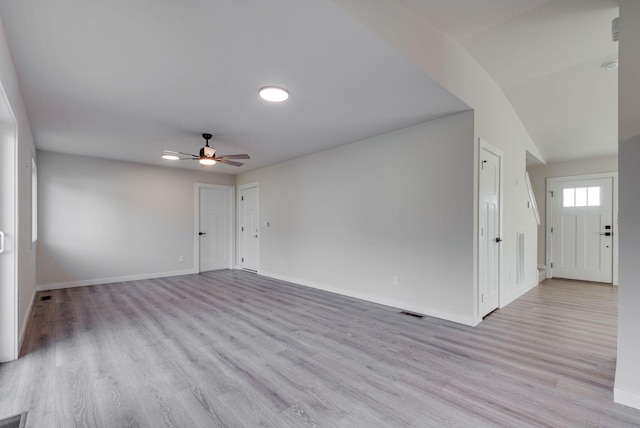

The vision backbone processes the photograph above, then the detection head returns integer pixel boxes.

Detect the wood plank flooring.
[1,271,640,427]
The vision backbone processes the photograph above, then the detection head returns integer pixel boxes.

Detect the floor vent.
[40,295,51,301]
[400,311,424,319]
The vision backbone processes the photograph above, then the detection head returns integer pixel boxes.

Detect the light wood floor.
[1,271,640,427]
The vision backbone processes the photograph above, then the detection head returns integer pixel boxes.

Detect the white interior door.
[199,186,232,272]
[550,177,613,283]
[240,186,259,272]
[0,84,18,362]
[479,142,502,317]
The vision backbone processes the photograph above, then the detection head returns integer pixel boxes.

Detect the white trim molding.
[261,270,482,327]
[36,268,198,292]
[615,386,640,410]
[500,278,538,308]
[18,288,36,352]
[0,79,19,362]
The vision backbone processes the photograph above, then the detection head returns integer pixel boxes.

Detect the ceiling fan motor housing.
[200,145,215,157]
[200,133,216,158]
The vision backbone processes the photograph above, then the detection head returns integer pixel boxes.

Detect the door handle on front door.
[199,232,206,236]
[495,237,502,243]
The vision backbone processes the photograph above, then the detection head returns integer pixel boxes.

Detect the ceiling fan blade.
[162,135,250,167]
[216,154,250,160]
[217,159,244,167]
[162,149,198,157]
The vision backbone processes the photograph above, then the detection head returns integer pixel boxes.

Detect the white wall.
[238,112,478,324]
[36,151,234,289]
[528,156,618,268]
[331,0,542,308]
[238,107,541,324]
[0,15,37,351]
[615,0,640,410]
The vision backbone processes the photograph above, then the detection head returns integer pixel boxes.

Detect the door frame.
[193,183,235,272]
[546,172,618,285]
[236,182,259,272]
[0,80,18,362]
[477,138,503,318]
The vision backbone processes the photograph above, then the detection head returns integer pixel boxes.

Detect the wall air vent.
[516,232,525,284]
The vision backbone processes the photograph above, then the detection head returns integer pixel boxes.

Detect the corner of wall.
[614,385,640,411]
[18,287,36,352]
[500,278,538,308]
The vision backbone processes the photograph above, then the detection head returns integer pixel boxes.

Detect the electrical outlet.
[393,275,399,286]
[178,255,185,263]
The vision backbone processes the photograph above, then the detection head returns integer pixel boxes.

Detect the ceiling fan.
[161,133,250,167]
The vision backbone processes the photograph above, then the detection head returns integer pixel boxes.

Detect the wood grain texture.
[1,271,639,427]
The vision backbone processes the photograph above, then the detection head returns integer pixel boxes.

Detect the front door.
[550,177,613,283]
[199,187,232,272]
[479,142,502,317]
[240,186,259,272]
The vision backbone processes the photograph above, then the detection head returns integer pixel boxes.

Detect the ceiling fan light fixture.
[259,86,289,103]
[199,157,216,166]
[161,154,180,160]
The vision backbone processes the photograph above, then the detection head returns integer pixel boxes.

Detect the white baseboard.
[259,270,481,327]
[537,268,547,283]
[500,278,538,308]
[18,288,36,352]
[36,268,198,292]
[615,386,640,410]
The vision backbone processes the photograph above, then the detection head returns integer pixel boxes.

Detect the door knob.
[199,232,206,236]
[253,235,258,238]
[495,237,502,243]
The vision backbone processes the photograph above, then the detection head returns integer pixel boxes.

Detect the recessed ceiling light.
[259,86,289,103]
[161,154,179,160]
[602,59,619,70]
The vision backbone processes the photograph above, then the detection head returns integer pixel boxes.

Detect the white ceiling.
[0,0,468,173]
[399,0,619,164]
[0,0,619,172]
